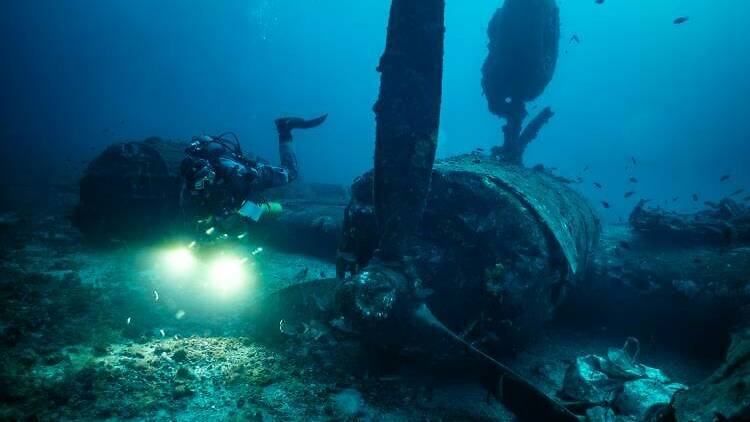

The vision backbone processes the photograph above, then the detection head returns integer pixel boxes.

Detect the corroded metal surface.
[438,155,599,277]
[339,154,601,353]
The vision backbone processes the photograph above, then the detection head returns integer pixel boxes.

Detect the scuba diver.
[179,114,328,235]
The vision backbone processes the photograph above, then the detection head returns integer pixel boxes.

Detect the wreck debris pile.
[72,138,184,242]
[560,339,686,421]
[629,198,750,245]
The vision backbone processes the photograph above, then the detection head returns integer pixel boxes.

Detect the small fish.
[595,0,604,4]
[160,329,166,337]
[583,165,590,172]
[692,193,699,202]
[672,197,679,202]
[472,159,481,164]
[729,188,745,197]
[570,34,581,44]
[475,147,484,152]
[624,191,636,198]
[127,317,132,325]
[594,182,603,189]
[743,195,750,202]
[153,290,159,302]
[673,16,689,25]
[720,175,731,182]
[618,241,631,250]
[631,156,637,165]
[175,310,186,320]
[629,177,638,184]
[601,201,611,209]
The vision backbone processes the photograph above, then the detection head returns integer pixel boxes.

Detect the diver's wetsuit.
[180,114,327,221]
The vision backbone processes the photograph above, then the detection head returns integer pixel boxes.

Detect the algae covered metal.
[438,156,599,277]
[339,155,600,353]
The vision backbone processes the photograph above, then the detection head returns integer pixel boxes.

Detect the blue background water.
[1,0,748,220]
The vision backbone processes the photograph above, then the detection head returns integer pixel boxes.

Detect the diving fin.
[275,114,328,135]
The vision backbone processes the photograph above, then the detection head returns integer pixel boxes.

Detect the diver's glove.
[275,114,328,140]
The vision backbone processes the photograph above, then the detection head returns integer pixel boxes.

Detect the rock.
[175,367,192,379]
[153,346,170,355]
[331,388,364,419]
[585,406,615,422]
[1,325,23,347]
[172,349,188,362]
[172,383,193,399]
[672,327,750,421]
[18,350,38,367]
[613,378,685,420]
[92,345,108,357]
[671,279,699,299]
[43,351,67,366]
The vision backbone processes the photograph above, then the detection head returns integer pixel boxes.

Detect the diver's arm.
[253,163,290,189]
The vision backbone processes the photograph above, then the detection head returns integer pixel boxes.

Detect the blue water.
[1,0,748,220]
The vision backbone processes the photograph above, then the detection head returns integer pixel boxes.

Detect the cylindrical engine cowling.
[339,155,599,353]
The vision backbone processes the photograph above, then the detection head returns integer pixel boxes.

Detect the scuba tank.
[238,200,283,222]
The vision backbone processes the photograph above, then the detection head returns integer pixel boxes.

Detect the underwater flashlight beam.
[162,247,197,276]
[208,255,248,297]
